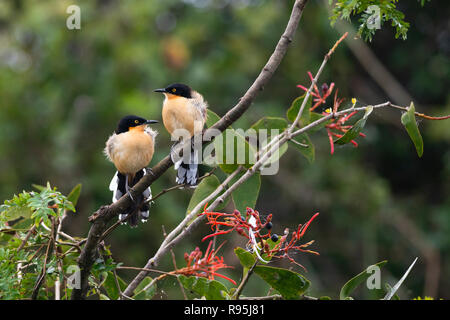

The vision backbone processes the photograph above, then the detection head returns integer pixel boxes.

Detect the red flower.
[264,212,320,271]
[180,240,236,285]
[200,205,319,270]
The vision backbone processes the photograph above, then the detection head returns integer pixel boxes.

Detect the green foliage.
[334,106,373,145]
[179,275,230,300]
[401,102,424,157]
[0,184,87,300]
[286,94,312,125]
[253,265,310,300]
[339,260,387,300]
[230,172,261,214]
[234,247,310,299]
[329,0,428,41]
[133,277,157,300]
[186,175,221,215]
[1,183,76,228]
[67,184,82,207]
[234,247,256,270]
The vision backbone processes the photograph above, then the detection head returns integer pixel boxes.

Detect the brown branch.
[18,225,36,252]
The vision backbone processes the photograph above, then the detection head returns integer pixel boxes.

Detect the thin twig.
[233,260,258,300]
[32,218,58,299]
[146,168,217,204]
[240,294,283,300]
[163,225,188,300]
[18,225,36,252]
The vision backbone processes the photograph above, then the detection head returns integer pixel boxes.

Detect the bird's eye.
[172,88,177,93]
[134,120,139,124]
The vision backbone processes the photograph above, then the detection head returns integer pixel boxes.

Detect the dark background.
[0,0,448,299]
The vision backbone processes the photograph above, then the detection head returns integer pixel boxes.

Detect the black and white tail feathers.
[172,140,199,187]
[109,168,152,227]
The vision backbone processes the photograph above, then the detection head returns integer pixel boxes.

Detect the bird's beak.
[153,88,166,93]
[145,120,158,125]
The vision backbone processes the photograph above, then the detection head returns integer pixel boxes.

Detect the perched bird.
[154,83,207,186]
[104,115,158,227]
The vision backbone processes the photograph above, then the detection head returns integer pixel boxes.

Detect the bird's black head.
[154,83,192,99]
[115,115,158,134]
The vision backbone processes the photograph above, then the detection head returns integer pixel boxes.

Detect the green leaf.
[339,260,387,300]
[250,117,289,165]
[67,184,82,207]
[206,109,221,128]
[290,133,315,164]
[286,95,327,133]
[214,129,257,174]
[178,275,229,300]
[186,175,221,215]
[102,272,127,300]
[134,276,157,300]
[254,265,310,300]
[260,238,279,263]
[251,117,288,132]
[334,106,373,145]
[401,102,423,157]
[286,94,311,124]
[32,184,47,192]
[230,171,260,214]
[1,206,33,221]
[308,111,328,133]
[234,247,256,269]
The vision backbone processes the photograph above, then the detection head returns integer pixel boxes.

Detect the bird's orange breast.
[110,128,154,175]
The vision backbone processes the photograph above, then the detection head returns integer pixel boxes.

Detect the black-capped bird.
[104,115,158,227]
[154,83,207,186]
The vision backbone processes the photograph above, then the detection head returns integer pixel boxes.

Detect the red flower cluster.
[200,205,319,270]
[264,212,320,271]
[297,71,365,154]
[182,240,236,285]
[325,108,366,154]
[297,71,335,111]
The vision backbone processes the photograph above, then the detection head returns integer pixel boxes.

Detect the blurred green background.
[0,0,448,299]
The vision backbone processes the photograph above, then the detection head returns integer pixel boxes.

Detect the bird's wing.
[190,91,208,123]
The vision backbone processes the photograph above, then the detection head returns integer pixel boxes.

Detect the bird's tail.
[109,168,152,227]
[172,140,199,187]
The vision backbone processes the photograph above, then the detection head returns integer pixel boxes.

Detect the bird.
[104,115,158,227]
[154,83,207,186]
